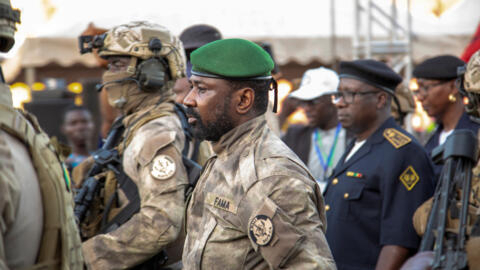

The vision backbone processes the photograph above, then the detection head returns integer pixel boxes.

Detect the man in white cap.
[282,67,347,191]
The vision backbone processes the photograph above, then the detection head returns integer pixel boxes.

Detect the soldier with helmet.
[74,21,190,269]
[0,0,83,269]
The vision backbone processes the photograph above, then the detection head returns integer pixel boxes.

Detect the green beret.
[190,38,274,79]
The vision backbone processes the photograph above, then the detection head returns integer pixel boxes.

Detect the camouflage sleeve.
[82,130,188,269]
[243,175,336,269]
[0,134,19,270]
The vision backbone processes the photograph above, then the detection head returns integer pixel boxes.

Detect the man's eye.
[198,87,207,93]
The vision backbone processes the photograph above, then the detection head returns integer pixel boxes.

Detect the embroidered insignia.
[249,215,274,246]
[150,155,176,180]
[399,166,420,191]
[383,128,411,149]
[205,192,237,214]
[346,171,363,178]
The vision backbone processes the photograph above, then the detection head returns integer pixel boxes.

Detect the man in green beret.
[182,38,336,269]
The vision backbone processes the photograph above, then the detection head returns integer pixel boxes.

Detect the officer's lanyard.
[313,123,341,174]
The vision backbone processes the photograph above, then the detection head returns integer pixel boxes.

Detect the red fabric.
[461,22,480,62]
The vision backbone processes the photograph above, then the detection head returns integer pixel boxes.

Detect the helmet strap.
[126,57,138,75]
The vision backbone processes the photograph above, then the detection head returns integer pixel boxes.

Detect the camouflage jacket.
[183,115,336,270]
[82,101,189,269]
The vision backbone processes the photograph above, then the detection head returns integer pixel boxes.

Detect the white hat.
[289,67,339,100]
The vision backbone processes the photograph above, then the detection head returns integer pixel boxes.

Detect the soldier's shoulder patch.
[150,154,176,180]
[383,128,412,149]
[399,165,420,191]
[249,215,274,246]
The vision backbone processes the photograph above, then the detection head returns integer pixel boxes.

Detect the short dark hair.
[62,104,91,124]
[228,79,271,115]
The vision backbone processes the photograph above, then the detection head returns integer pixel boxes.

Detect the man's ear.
[376,92,388,109]
[234,87,255,115]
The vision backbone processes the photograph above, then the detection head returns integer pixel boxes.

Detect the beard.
[185,96,235,142]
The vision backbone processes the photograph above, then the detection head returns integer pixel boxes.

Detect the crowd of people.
[2,1,480,269]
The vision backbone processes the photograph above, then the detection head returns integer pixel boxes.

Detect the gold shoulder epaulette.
[383,128,411,149]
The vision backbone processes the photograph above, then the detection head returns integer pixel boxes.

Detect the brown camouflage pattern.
[183,115,336,270]
[99,21,186,81]
[82,101,189,269]
[465,50,480,93]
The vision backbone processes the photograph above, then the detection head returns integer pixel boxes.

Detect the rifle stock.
[420,130,477,269]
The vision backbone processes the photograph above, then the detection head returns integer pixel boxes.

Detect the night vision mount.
[78,34,106,54]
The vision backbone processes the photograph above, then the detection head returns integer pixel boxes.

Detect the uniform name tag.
[206,192,237,214]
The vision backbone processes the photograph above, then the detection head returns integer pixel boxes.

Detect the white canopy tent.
[2,0,479,82]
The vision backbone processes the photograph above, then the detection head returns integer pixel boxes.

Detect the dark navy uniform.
[425,111,480,178]
[324,117,435,270]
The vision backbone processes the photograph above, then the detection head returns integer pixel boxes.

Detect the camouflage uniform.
[76,22,190,269]
[0,88,43,269]
[82,100,189,269]
[183,115,336,269]
[1,1,83,269]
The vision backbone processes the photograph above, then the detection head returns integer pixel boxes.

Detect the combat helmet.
[0,0,20,52]
[458,50,480,116]
[464,50,480,94]
[98,21,186,81]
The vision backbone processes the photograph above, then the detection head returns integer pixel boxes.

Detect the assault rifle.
[74,117,125,224]
[419,129,478,269]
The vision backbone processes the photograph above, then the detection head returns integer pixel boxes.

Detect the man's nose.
[183,90,196,107]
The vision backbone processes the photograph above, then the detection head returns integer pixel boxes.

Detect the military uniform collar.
[212,115,266,155]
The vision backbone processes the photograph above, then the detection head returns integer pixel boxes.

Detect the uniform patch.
[399,166,420,191]
[383,128,411,149]
[150,155,176,180]
[346,171,363,178]
[205,192,237,214]
[249,215,274,246]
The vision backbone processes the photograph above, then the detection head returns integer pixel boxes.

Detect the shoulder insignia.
[205,192,237,214]
[249,215,274,246]
[383,128,411,149]
[150,154,176,180]
[399,166,419,191]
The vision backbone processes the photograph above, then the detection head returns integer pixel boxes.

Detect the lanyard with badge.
[313,123,341,180]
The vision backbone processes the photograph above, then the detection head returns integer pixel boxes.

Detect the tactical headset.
[456,65,480,117]
[79,35,170,92]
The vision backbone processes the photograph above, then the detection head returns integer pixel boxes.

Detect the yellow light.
[68,82,83,94]
[411,114,422,130]
[409,78,419,92]
[74,95,83,106]
[463,96,469,105]
[289,108,308,125]
[411,96,434,132]
[32,82,46,91]
[10,82,32,109]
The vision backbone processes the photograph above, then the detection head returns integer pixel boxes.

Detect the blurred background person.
[61,105,95,172]
[175,24,222,104]
[282,67,347,192]
[413,55,480,178]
